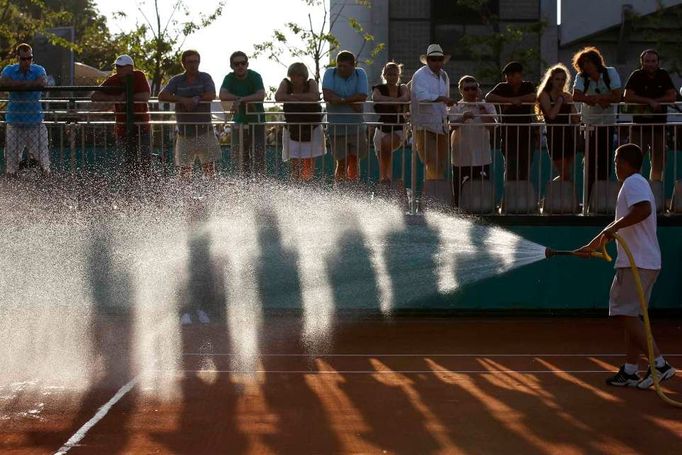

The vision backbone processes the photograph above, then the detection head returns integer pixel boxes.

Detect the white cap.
[114,54,134,67]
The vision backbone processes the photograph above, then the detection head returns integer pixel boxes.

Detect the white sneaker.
[196,309,210,324]
[180,312,192,325]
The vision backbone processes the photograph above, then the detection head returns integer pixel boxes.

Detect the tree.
[451,0,546,84]
[252,0,384,83]
[0,0,72,66]
[112,0,225,95]
[45,0,118,70]
[0,1,118,71]
[630,2,682,78]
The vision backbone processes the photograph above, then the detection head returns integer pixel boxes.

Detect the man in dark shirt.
[485,61,536,181]
[624,49,677,182]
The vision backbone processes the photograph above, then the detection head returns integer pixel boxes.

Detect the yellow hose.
[611,233,682,407]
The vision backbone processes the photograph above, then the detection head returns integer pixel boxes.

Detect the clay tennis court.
[1,315,680,454]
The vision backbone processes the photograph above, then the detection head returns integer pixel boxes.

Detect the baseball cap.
[114,55,134,67]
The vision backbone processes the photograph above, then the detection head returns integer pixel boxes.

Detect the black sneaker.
[636,362,676,389]
[606,366,641,387]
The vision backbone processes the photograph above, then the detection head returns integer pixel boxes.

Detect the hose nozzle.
[544,245,612,262]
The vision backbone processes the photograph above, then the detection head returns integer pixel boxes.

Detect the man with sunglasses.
[219,51,266,176]
[0,43,50,177]
[410,44,455,207]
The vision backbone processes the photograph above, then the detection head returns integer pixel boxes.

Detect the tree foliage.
[112,0,225,95]
[252,0,384,83]
[453,0,546,84]
[0,0,72,66]
[0,1,118,71]
[630,2,682,78]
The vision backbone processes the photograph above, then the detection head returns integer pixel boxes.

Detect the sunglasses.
[232,60,248,67]
[20,56,34,61]
[427,56,444,62]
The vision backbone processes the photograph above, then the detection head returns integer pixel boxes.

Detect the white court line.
[54,377,138,455]
[181,353,682,357]
[160,369,614,375]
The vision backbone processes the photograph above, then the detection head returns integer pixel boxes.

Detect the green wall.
[425,225,682,312]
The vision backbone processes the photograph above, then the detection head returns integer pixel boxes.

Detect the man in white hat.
[410,44,455,207]
[92,54,152,177]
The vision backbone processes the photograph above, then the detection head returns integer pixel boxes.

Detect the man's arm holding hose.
[575,201,652,256]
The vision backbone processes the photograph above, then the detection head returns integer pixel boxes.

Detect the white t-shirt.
[573,66,621,125]
[449,101,497,166]
[614,173,660,269]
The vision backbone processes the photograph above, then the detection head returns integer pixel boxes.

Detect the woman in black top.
[537,64,580,181]
[372,61,410,185]
[275,62,324,181]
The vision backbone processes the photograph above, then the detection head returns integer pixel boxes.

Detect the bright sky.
[93,0,324,92]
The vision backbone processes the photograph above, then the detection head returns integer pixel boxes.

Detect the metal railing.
[2,87,682,216]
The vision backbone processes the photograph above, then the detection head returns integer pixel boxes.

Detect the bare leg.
[619,315,661,365]
[202,162,216,179]
[335,159,347,181]
[179,165,192,181]
[346,154,359,181]
[379,133,401,183]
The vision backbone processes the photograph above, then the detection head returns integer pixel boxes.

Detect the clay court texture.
[2,179,681,454]
[1,316,681,454]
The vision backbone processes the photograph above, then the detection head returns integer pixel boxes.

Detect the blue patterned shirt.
[1,63,47,125]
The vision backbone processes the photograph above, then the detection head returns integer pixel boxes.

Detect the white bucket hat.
[419,44,451,65]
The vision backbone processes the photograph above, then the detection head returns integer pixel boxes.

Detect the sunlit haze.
[94,0,325,93]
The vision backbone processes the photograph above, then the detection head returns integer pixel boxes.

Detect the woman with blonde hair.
[275,62,325,181]
[372,61,410,186]
[536,63,580,181]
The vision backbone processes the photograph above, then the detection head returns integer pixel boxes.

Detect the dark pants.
[116,130,152,177]
[232,124,265,177]
[585,125,613,197]
[452,164,490,206]
[501,125,532,181]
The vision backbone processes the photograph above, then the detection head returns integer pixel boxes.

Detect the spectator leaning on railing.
[275,62,325,182]
[371,61,410,188]
[322,50,369,182]
[536,64,580,182]
[0,43,50,177]
[571,46,622,198]
[219,51,266,176]
[623,49,677,182]
[158,49,221,180]
[91,54,152,176]
[449,75,497,207]
[485,61,537,182]
[410,44,455,206]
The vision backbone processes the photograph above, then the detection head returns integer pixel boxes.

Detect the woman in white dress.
[275,62,325,181]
